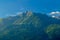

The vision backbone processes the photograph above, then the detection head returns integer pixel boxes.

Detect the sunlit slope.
[0,18,3,23]
[45,24,60,40]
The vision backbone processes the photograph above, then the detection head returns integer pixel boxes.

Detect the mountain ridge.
[0,11,60,40]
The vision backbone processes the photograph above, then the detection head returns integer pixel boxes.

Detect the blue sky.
[0,0,60,17]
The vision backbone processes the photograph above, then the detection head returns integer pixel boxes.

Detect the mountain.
[0,11,60,40]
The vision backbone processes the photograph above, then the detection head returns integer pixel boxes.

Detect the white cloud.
[5,14,16,17]
[19,8,24,11]
[5,11,23,17]
[56,11,60,14]
[16,12,23,15]
[6,14,10,17]
[9,15,16,17]
[50,11,60,15]
[16,12,24,17]
[52,16,55,18]
[49,11,60,19]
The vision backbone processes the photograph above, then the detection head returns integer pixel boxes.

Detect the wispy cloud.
[5,13,16,17]
[49,11,60,18]
[16,12,23,15]
[5,11,24,18]
[50,11,60,15]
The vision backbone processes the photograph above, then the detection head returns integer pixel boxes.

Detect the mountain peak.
[26,11,33,16]
[15,11,33,17]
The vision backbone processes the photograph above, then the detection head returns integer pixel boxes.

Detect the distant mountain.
[0,11,60,40]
